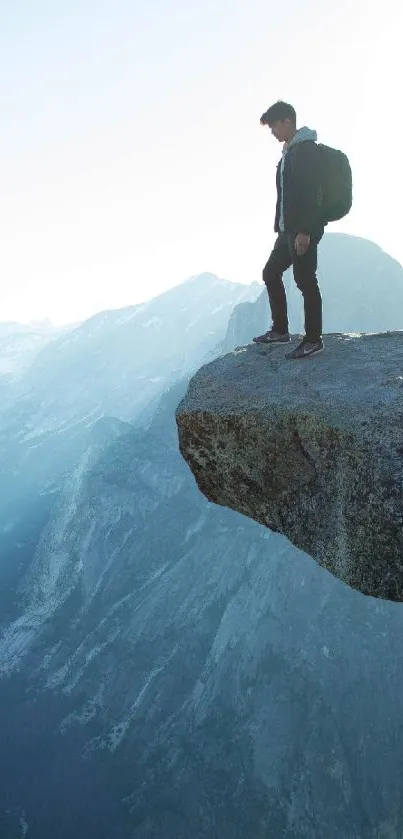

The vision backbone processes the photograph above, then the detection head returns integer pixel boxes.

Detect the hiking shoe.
[253,329,291,344]
[286,338,324,360]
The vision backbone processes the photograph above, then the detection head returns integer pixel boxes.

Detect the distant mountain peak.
[181,272,247,289]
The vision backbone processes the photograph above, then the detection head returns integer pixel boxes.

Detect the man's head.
[260,101,297,144]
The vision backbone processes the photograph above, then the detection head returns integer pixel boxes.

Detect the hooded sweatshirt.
[278,126,317,233]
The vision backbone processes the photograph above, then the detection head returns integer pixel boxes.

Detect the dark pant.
[262,230,323,342]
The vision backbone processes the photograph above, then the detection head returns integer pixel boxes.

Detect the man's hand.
[294,232,310,256]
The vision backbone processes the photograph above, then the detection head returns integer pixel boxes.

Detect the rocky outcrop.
[176,332,403,602]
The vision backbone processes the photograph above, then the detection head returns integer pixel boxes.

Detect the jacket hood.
[287,126,317,148]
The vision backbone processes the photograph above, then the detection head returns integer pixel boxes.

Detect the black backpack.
[316,144,352,223]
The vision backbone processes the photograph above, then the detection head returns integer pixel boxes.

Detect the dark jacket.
[274,139,324,236]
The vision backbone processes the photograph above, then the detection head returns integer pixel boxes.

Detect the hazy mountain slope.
[0,273,258,433]
[1,384,403,838]
[0,275,258,623]
[1,244,403,838]
[0,321,68,380]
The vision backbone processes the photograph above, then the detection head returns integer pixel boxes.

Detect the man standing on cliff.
[254,100,324,359]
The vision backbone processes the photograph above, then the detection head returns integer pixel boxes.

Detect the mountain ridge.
[1,237,403,837]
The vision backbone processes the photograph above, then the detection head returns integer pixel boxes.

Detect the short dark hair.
[260,101,297,127]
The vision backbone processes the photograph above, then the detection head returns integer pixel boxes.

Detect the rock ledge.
[176,333,403,601]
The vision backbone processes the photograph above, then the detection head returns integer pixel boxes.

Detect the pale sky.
[0,0,402,324]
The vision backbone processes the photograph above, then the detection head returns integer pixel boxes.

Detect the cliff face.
[3,251,403,837]
[177,332,403,602]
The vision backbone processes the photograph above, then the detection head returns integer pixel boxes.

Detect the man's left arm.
[295,142,322,237]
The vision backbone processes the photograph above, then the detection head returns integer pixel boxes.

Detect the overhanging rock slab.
[176,333,403,602]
